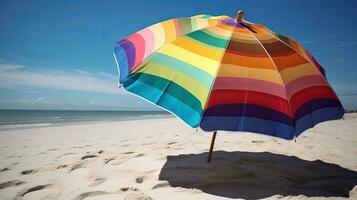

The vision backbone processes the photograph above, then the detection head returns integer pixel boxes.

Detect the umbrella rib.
[198,19,238,126]
[263,29,341,112]
[261,27,331,84]
[263,28,318,66]
[246,30,295,129]
[113,52,122,87]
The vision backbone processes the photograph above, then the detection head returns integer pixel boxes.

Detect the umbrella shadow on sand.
[158,151,357,199]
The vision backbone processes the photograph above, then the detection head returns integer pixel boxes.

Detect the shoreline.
[0,115,173,132]
[1,108,356,132]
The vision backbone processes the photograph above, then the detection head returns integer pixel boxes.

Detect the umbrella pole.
[207,131,217,163]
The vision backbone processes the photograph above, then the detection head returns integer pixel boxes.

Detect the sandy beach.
[0,114,356,200]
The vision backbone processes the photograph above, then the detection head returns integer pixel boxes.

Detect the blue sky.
[0,0,356,110]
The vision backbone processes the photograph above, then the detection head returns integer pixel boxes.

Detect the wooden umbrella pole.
[207,131,217,163]
[235,10,244,22]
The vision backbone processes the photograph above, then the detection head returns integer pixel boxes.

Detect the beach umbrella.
[113,11,344,162]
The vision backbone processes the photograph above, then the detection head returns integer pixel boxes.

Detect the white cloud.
[97,72,117,79]
[300,35,336,45]
[0,97,51,105]
[0,63,24,71]
[36,97,51,103]
[0,61,124,94]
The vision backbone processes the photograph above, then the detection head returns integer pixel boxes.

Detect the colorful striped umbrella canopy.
[113,13,344,140]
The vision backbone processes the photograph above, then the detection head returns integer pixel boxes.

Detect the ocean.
[0,110,173,130]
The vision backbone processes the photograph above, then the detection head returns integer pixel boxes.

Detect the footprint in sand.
[21,169,38,175]
[152,182,170,190]
[70,162,84,172]
[56,165,67,169]
[81,155,98,160]
[103,156,123,165]
[89,178,106,187]
[15,184,59,200]
[1,167,10,172]
[120,187,139,192]
[104,157,116,164]
[135,176,144,184]
[0,180,25,190]
[123,151,135,155]
[251,140,265,144]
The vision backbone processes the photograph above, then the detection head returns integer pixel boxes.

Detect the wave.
[0,111,174,131]
[50,116,62,119]
[0,123,53,130]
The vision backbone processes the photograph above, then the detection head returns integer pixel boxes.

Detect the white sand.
[0,114,356,200]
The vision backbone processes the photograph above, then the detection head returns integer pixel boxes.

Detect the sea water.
[0,110,172,130]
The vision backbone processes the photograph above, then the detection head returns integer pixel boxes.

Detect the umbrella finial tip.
[236,10,244,22]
